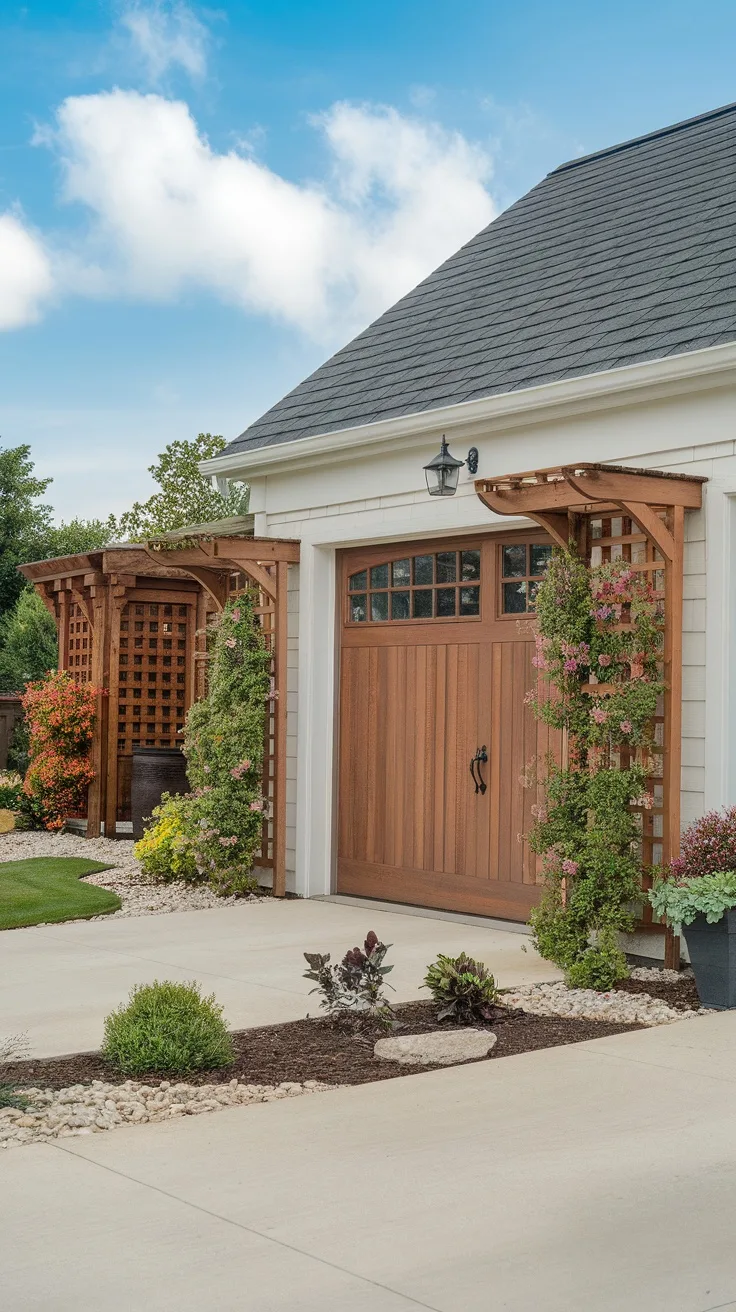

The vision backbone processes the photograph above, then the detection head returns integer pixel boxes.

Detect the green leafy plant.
[525,548,664,989]
[0,770,23,811]
[303,930,395,1027]
[183,595,271,894]
[102,980,234,1075]
[649,870,736,931]
[423,953,498,1023]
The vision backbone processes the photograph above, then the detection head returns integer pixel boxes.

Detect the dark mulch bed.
[614,973,700,1011]
[5,1000,644,1092]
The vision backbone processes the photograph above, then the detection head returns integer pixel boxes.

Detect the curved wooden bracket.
[178,566,229,611]
[618,501,675,562]
[527,512,571,550]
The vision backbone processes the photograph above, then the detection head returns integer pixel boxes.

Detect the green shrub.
[0,771,23,811]
[423,953,498,1023]
[134,793,201,883]
[102,980,234,1075]
[564,929,629,991]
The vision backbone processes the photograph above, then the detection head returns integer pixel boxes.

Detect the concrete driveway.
[3,1010,736,1310]
[0,897,558,1057]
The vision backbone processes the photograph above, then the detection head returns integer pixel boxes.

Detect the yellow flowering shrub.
[134,793,200,883]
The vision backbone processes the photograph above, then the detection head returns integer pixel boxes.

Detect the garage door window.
[500,543,552,614]
[348,550,481,622]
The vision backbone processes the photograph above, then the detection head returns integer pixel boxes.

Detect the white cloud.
[47,90,496,337]
[0,213,54,330]
[120,1,210,81]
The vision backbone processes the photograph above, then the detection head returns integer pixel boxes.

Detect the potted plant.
[649,808,736,1009]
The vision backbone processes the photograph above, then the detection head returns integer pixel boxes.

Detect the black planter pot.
[682,909,736,1009]
[131,747,189,839]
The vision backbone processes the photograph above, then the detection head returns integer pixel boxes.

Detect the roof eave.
[202,340,736,482]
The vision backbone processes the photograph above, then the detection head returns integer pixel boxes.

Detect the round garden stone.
[374,1029,497,1066]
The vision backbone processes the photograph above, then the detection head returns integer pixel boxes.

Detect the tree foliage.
[0,445,53,618]
[114,434,248,541]
[0,590,57,693]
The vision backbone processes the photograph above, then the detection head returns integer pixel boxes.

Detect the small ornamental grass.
[102,980,234,1076]
[423,953,498,1023]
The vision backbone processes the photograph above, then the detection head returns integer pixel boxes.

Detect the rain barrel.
[131,747,189,839]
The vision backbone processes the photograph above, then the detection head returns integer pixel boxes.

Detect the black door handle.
[470,746,488,795]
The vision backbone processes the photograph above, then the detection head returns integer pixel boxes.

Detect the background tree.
[0,445,54,618]
[43,517,115,558]
[0,591,57,693]
[114,434,248,540]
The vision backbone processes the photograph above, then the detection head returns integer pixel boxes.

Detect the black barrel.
[131,747,189,839]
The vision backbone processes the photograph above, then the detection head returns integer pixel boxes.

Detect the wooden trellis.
[476,463,705,968]
[19,531,299,897]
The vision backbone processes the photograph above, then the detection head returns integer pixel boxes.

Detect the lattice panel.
[587,510,668,926]
[66,603,93,683]
[117,601,192,752]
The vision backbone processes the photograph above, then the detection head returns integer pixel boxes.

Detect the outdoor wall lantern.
[423,437,479,496]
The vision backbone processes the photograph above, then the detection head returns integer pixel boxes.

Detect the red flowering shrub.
[669,808,736,883]
[21,672,100,831]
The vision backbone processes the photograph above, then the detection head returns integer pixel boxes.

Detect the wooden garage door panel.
[338,641,490,880]
[337,533,557,919]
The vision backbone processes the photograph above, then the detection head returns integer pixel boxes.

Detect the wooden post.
[104,590,122,839]
[272,560,289,897]
[663,505,685,970]
[86,582,109,837]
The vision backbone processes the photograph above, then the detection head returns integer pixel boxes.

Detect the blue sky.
[1,0,735,520]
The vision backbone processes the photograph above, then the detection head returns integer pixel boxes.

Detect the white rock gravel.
[0,830,266,918]
[375,1030,497,1065]
[501,975,700,1027]
[0,1078,333,1150]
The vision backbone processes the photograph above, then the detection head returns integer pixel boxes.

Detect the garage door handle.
[470,746,488,795]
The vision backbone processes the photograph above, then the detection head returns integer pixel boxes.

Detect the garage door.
[336,532,557,921]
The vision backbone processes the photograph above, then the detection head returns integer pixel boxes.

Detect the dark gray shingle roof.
[224,102,736,458]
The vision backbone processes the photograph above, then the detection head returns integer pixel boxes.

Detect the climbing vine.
[527,548,664,989]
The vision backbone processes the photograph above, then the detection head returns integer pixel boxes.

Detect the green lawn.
[0,858,121,930]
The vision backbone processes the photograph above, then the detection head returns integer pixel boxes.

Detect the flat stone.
[374,1030,497,1066]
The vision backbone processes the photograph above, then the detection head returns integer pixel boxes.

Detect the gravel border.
[0,831,267,918]
[501,969,702,1026]
[0,1079,334,1150]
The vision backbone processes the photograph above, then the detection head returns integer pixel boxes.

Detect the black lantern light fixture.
[423,437,480,497]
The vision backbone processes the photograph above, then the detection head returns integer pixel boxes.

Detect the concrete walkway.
[0,898,558,1056]
[3,1010,736,1310]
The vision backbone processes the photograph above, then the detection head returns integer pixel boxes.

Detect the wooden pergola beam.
[476,462,704,517]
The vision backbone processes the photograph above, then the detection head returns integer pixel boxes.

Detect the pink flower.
[531,655,547,670]
[231,608,241,622]
[619,720,632,734]
[563,659,577,673]
[591,707,607,724]
[561,859,579,877]
[598,653,612,667]
[225,637,237,648]
[634,793,655,810]
[250,800,263,812]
